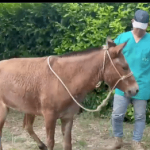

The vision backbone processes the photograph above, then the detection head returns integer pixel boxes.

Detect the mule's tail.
[23,114,27,129]
[23,114,35,129]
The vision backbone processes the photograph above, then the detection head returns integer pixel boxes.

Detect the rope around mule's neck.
[47,50,132,112]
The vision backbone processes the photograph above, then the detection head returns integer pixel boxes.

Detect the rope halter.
[99,45,133,90]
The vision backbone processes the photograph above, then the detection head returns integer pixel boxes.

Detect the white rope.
[47,50,132,112]
[106,51,122,77]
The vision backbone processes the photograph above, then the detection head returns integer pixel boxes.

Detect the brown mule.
[0,37,138,150]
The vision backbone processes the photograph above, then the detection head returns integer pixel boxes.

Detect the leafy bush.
[0,3,150,123]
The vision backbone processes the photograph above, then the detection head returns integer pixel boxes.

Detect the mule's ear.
[106,36,116,49]
[115,41,127,55]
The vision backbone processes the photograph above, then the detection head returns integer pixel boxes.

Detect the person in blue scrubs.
[105,10,150,150]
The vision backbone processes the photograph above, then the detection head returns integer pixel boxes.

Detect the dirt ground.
[1,110,150,150]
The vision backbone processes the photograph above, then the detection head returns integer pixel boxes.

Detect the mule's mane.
[59,46,103,58]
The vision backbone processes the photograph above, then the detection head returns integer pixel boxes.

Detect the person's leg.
[106,94,130,150]
[132,99,147,150]
[111,94,130,138]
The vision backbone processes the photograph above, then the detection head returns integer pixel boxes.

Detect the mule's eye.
[122,66,128,70]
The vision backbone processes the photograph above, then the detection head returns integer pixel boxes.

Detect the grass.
[1,109,150,150]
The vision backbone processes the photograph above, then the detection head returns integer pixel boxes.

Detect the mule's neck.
[57,49,105,93]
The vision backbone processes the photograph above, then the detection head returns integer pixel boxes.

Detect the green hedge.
[0,3,150,123]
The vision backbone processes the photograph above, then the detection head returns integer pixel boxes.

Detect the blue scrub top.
[114,31,150,100]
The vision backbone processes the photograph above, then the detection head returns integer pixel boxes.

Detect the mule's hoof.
[39,143,47,150]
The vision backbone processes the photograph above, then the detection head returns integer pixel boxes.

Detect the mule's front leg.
[61,117,73,150]
[43,111,57,150]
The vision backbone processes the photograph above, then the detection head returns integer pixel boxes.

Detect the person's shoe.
[105,137,123,150]
[132,141,146,150]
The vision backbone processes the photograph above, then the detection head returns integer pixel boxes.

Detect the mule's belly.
[58,96,85,119]
[58,103,80,119]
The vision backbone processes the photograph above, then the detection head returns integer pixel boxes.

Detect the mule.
[0,38,139,150]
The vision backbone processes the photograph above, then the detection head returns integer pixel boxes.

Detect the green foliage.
[146,101,150,124]
[0,3,150,123]
[0,3,62,59]
[82,82,114,117]
[126,103,135,122]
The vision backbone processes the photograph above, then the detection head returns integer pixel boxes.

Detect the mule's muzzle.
[124,84,139,98]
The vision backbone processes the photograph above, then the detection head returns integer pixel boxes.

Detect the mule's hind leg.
[0,102,9,150]
[23,114,47,150]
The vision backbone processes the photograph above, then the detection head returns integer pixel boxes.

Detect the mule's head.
[103,37,139,97]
